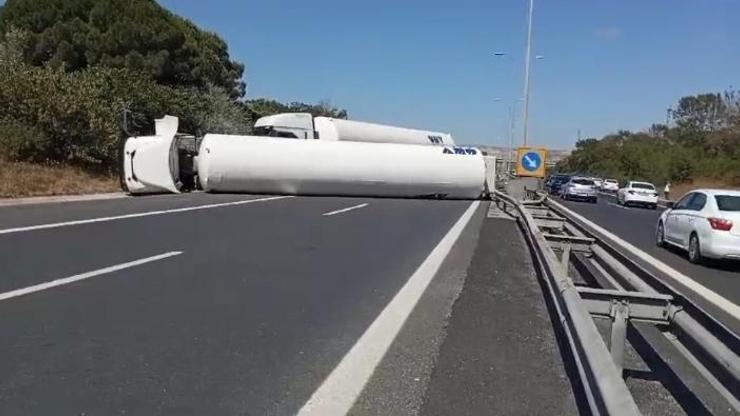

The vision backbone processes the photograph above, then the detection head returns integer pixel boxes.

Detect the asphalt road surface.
[556,193,740,307]
[0,192,580,415]
[0,193,486,415]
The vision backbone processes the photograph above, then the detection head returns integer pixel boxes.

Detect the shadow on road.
[660,242,740,274]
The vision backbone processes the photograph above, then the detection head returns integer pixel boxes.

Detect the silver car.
[560,177,598,203]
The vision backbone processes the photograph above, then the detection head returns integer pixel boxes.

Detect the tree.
[557,90,740,187]
[670,93,728,133]
[245,98,348,121]
[0,0,245,98]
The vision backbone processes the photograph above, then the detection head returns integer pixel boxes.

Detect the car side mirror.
[666,201,674,209]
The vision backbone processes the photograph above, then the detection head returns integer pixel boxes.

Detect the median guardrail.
[493,190,641,415]
[494,189,740,415]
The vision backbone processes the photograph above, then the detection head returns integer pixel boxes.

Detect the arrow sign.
[521,151,541,172]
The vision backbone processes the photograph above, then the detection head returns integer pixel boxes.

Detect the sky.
[158,1,735,148]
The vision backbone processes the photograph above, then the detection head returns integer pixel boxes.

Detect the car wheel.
[688,233,702,264]
[591,197,598,204]
[651,204,657,210]
[656,223,665,247]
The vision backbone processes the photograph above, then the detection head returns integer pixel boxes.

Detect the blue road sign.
[521,151,542,172]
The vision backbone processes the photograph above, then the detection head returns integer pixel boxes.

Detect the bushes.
[557,91,740,187]
[0,33,252,170]
[0,116,50,161]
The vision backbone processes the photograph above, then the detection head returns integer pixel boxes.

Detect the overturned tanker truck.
[121,114,489,199]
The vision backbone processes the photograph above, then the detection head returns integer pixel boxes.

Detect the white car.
[602,179,619,192]
[657,189,740,263]
[617,181,659,209]
[591,178,603,189]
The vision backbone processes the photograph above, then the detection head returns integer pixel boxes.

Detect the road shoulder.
[348,202,488,415]
[419,215,578,415]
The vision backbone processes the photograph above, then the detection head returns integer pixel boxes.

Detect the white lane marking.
[0,251,182,301]
[298,201,480,415]
[0,195,293,236]
[322,203,369,217]
[550,200,740,320]
[608,202,628,210]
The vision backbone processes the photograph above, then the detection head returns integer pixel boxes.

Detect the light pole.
[522,0,534,147]
[508,105,517,176]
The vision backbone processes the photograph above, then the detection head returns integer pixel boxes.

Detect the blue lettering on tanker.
[442,146,478,156]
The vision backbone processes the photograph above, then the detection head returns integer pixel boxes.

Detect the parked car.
[617,181,659,208]
[591,178,603,189]
[547,175,571,194]
[602,179,619,192]
[560,177,598,203]
[656,189,740,263]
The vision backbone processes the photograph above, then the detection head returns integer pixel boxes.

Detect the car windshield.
[605,179,617,184]
[715,195,740,211]
[632,183,655,190]
[572,179,594,185]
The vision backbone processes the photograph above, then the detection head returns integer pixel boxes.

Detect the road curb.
[0,192,128,207]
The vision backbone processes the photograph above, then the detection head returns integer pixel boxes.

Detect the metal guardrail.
[547,198,740,410]
[493,189,740,415]
[493,190,641,415]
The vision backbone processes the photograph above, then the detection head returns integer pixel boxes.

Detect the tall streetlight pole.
[508,105,517,176]
[522,0,534,147]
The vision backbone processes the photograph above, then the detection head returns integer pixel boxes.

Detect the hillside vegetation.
[556,92,740,189]
[0,0,346,196]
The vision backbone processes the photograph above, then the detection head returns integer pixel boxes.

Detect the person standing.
[664,182,671,200]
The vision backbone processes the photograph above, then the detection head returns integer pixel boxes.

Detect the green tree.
[557,90,740,187]
[0,0,245,97]
[246,98,348,121]
[670,93,728,133]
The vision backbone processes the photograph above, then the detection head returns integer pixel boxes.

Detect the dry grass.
[0,160,119,198]
[669,177,740,200]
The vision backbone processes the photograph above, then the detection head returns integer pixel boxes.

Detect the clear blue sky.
[162,1,738,149]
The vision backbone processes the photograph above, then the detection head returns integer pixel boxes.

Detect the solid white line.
[322,203,369,217]
[0,251,182,301]
[0,195,293,236]
[298,201,480,415]
[550,199,740,320]
[607,202,628,210]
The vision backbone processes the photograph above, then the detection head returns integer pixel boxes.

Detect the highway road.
[0,193,481,415]
[556,193,740,307]
[0,192,581,415]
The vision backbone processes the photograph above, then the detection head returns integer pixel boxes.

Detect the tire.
[651,204,657,210]
[591,197,598,204]
[656,223,665,247]
[688,233,702,264]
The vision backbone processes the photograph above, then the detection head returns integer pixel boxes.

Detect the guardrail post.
[560,245,571,276]
[609,300,629,374]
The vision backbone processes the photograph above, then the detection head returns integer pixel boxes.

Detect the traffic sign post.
[515,147,547,178]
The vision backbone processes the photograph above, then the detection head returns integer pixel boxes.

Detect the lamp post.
[522,0,535,147]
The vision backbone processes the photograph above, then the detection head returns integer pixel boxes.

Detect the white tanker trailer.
[253,113,454,145]
[122,116,487,199]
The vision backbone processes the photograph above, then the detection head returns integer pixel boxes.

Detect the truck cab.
[252,113,316,139]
